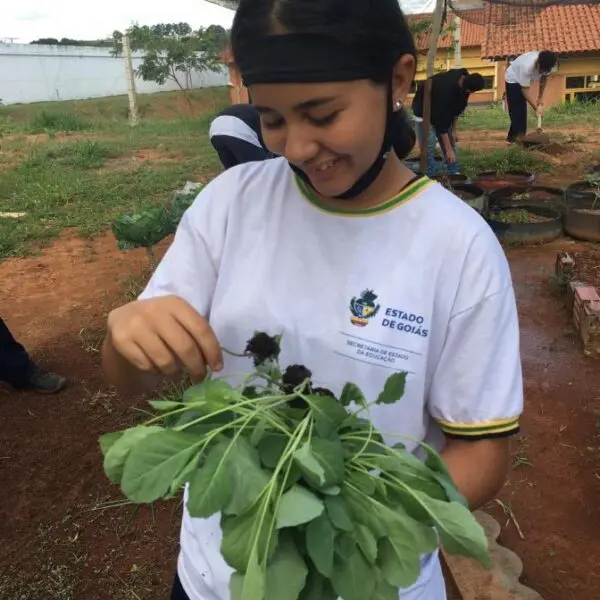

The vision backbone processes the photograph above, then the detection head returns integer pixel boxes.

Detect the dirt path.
[1,231,599,599]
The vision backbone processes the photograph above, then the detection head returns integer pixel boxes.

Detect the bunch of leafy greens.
[100,332,489,600]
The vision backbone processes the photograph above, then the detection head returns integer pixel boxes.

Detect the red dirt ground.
[2,233,600,600]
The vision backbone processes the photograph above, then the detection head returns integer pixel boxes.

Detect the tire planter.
[450,183,487,215]
[564,181,600,242]
[486,204,563,244]
[432,173,471,186]
[489,185,565,214]
[585,163,600,177]
[473,170,535,192]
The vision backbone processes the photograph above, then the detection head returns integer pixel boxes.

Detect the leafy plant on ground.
[111,186,201,262]
[100,332,490,600]
[461,147,551,178]
[27,110,90,134]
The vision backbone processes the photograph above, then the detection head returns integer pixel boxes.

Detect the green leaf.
[102,425,163,485]
[355,524,378,564]
[276,485,324,529]
[331,544,375,600]
[310,438,346,487]
[224,438,271,516]
[221,504,278,572]
[99,431,124,456]
[376,372,407,405]
[378,534,422,588]
[348,470,376,496]
[183,379,241,412]
[186,441,234,518]
[229,553,265,600]
[250,417,268,447]
[407,490,490,567]
[335,532,357,560]
[265,532,308,600]
[324,495,354,532]
[339,382,366,407]
[148,399,184,411]
[306,513,335,577]
[344,488,387,538]
[307,395,348,438]
[293,441,326,486]
[121,430,202,503]
[421,444,468,506]
[370,571,398,600]
[258,434,288,469]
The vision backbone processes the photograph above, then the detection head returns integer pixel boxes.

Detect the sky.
[2,0,436,44]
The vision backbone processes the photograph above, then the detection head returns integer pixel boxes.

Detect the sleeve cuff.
[436,416,520,440]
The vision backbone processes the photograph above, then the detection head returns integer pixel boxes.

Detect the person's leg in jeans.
[412,119,437,176]
[506,83,528,143]
[0,317,66,393]
[170,572,190,600]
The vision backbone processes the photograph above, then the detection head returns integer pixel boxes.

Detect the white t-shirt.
[209,114,262,148]
[140,157,523,600]
[505,51,556,87]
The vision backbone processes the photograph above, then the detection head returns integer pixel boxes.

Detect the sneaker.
[19,364,66,394]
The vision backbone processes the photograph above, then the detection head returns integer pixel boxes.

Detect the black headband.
[236,33,407,85]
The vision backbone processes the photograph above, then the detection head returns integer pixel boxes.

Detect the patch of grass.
[23,140,125,170]
[27,110,91,134]
[461,146,551,177]
[0,88,228,260]
[461,98,600,130]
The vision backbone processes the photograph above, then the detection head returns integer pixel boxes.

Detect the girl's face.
[250,55,414,199]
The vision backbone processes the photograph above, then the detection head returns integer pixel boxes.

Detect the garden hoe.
[520,113,550,148]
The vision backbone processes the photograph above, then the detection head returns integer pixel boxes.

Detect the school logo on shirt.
[349,289,381,327]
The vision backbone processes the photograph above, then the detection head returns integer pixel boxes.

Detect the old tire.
[563,183,600,241]
[486,204,563,244]
[450,183,488,215]
[473,170,535,192]
[489,185,565,214]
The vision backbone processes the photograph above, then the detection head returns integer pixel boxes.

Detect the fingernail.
[214,362,223,372]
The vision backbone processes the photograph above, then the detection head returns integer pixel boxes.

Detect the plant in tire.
[100,332,490,600]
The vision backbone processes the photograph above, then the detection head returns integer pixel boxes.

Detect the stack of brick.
[555,251,600,357]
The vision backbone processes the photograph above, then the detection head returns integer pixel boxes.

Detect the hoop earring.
[395,99,403,111]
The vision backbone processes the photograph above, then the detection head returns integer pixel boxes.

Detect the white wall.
[0,43,228,105]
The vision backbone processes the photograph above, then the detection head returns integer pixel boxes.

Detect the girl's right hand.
[106,295,223,382]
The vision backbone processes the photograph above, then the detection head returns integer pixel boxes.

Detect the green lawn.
[0,88,230,260]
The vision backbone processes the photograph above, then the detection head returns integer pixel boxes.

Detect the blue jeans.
[413,119,459,176]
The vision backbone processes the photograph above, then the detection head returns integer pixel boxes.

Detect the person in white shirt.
[102,0,524,598]
[504,50,558,143]
[209,103,275,169]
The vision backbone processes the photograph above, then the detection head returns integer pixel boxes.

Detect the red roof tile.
[407,9,486,53]
[482,3,600,58]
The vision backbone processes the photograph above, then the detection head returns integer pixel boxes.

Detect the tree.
[112,23,226,105]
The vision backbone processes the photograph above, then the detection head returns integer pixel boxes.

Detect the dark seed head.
[281,364,312,395]
[312,387,336,398]
[245,332,281,366]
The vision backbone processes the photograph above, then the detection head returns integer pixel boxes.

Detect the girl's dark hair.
[231,0,417,160]
[538,50,558,74]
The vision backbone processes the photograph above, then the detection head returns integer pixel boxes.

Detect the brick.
[566,280,586,312]
[575,286,600,303]
[443,511,545,600]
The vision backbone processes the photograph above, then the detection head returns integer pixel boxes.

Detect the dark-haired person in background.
[101,0,522,598]
[412,68,485,175]
[209,103,275,169]
[0,317,65,394]
[504,50,558,143]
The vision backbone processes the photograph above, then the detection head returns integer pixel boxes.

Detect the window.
[482,76,495,90]
[566,74,600,90]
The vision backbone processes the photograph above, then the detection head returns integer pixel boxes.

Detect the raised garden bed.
[555,251,600,358]
[473,170,535,192]
[432,173,470,185]
[564,181,600,242]
[450,183,487,214]
[487,204,562,244]
[489,185,565,213]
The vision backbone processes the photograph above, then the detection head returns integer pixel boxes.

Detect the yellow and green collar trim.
[294,173,434,216]
[436,416,520,438]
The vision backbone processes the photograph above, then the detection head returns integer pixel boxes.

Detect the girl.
[102,0,524,598]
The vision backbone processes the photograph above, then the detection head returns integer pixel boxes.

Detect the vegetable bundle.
[100,332,489,600]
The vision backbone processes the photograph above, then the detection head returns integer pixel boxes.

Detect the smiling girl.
[102,0,524,598]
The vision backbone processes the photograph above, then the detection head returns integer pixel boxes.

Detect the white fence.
[0,43,228,105]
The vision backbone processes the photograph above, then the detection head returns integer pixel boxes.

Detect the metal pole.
[454,15,462,68]
[123,34,139,127]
